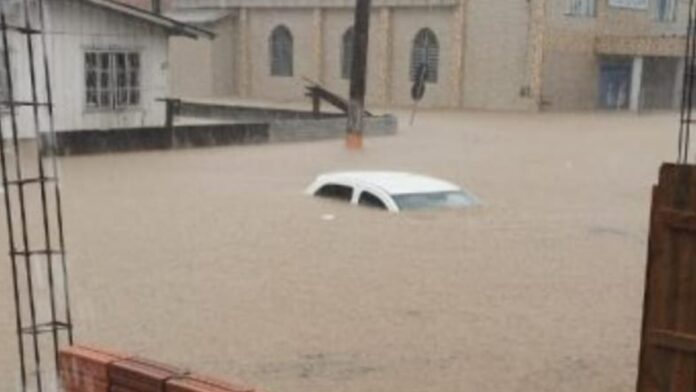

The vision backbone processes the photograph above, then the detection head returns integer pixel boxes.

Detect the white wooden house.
[0,0,211,138]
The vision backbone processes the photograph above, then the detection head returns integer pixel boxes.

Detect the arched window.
[270,25,293,77]
[410,28,439,83]
[341,27,354,80]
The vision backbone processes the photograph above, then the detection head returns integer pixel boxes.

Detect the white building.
[0,0,210,138]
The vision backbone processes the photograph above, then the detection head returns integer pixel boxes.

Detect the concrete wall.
[319,8,384,106]
[542,29,599,110]
[211,15,236,97]
[168,0,691,111]
[546,0,687,39]
[188,3,470,109]
[389,6,456,107]
[170,15,235,99]
[246,8,314,101]
[542,0,688,110]
[170,35,214,98]
[461,0,535,110]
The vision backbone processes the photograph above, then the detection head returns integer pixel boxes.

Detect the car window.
[358,191,388,210]
[392,191,478,210]
[315,184,353,202]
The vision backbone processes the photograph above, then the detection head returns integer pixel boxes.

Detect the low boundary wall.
[44,108,397,156]
[59,345,260,392]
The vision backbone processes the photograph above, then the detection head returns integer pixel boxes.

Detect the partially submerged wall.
[44,108,397,155]
[59,345,259,392]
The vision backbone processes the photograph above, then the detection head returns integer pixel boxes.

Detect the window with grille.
[85,50,140,110]
[656,0,677,22]
[567,0,596,16]
[410,28,439,84]
[270,25,293,77]
[341,27,354,80]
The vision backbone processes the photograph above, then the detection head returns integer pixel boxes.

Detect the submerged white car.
[306,171,478,212]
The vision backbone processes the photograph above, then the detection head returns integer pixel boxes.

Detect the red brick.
[109,358,184,392]
[60,346,126,382]
[110,385,145,392]
[60,372,109,392]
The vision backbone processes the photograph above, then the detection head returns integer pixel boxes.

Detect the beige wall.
[541,0,688,110]
[170,15,239,99]
[542,33,599,110]
[389,6,456,108]
[215,3,472,109]
[172,1,536,110]
[246,8,315,101]
[211,15,236,97]
[320,8,383,107]
[462,0,534,110]
[170,35,214,99]
[169,0,691,111]
[547,0,687,35]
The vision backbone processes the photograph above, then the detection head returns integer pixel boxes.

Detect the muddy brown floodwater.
[0,110,679,392]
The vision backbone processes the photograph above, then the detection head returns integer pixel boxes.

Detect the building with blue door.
[163,0,688,111]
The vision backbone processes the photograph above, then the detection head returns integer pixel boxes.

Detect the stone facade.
[168,0,690,111]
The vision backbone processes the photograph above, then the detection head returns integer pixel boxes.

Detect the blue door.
[599,63,632,109]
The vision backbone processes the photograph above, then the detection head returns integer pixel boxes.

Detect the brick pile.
[59,346,258,392]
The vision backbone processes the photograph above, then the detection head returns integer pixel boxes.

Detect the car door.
[356,188,398,212]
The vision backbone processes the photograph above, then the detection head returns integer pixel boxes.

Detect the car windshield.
[392,191,477,211]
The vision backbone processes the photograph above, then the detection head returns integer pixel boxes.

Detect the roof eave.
[84,0,215,39]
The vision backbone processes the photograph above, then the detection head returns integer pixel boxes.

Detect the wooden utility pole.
[346,0,371,150]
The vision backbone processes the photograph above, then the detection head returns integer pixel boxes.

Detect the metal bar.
[0,21,40,35]
[678,0,691,162]
[21,0,62,370]
[0,101,53,107]
[12,250,65,257]
[0,16,28,392]
[679,0,696,163]
[21,322,71,336]
[1,13,44,392]
[685,4,696,162]
[36,0,74,344]
[6,177,57,186]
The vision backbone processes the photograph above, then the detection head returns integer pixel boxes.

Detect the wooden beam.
[649,330,696,353]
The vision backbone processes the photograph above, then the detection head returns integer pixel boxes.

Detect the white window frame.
[608,0,649,9]
[84,49,141,112]
[655,0,677,22]
[567,0,597,17]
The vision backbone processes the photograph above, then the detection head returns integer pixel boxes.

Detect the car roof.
[316,171,461,195]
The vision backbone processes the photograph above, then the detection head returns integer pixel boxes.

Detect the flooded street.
[0,110,676,392]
